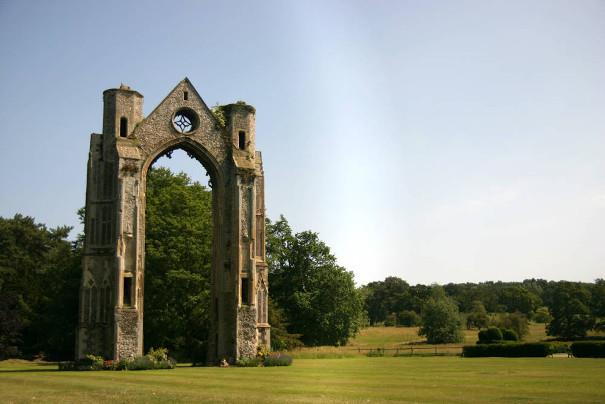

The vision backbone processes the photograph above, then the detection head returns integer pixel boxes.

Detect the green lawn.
[290,324,553,358]
[348,323,549,347]
[1,357,604,403]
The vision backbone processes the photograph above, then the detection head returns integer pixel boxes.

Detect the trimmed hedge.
[502,329,519,341]
[478,327,503,343]
[570,341,605,358]
[463,343,550,357]
[477,327,518,344]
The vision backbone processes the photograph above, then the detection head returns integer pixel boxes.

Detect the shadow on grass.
[0,368,59,373]
[0,361,59,373]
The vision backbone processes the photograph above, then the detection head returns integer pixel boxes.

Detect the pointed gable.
[130,78,229,163]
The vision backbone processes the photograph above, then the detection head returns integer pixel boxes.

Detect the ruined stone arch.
[77,79,269,362]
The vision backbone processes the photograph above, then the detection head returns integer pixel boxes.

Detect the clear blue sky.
[1,0,603,285]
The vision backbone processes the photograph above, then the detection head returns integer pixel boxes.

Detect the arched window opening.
[120,117,128,137]
[241,277,250,305]
[238,131,246,150]
[123,276,132,307]
[145,147,214,362]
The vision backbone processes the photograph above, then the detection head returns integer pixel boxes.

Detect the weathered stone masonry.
[77,79,270,362]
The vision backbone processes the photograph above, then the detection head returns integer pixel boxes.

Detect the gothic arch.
[77,79,269,362]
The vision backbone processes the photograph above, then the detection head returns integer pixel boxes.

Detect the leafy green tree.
[0,214,80,359]
[268,297,303,351]
[498,285,541,316]
[267,216,363,346]
[363,277,411,325]
[591,279,605,331]
[466,300,489,329]
[547,282,595,339]
[418,288,463,344]
[492,312,529,339]
[409,284,434,313]
[533,307,552,324]
[397,310,421,327]
[144,167,213,361]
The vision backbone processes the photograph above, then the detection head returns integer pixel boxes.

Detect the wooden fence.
[351,346,464,356]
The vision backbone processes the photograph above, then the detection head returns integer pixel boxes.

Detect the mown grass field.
[2,356,605,403]
[290,324,549,358]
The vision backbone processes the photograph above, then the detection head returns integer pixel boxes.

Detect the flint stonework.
[77,79,270,362]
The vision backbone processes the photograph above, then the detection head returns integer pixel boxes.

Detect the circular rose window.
[172,108,199,133]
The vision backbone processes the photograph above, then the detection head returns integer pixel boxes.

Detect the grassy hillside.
[1,357,604,403]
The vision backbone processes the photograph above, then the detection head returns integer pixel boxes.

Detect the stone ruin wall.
[77,79,270,362]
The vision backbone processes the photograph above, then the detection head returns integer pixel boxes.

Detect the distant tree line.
[1,168,603,359]
[362,276,605,340]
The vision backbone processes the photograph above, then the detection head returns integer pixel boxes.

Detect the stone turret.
[223,102,256,170]
[102,84,144,138]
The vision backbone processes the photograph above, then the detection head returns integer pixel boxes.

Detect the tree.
[591,279,605,331]
[267,297,302,351]
[547,282,595,339]
[466,300,489,329]
[397,310,421,327]
[533,307,552,324]
[492,312,529,339]
[498,285,541,316]
[0,214,80,360]
[266,216,363,346]
[418,288,463,344]
[363,277,411,325]
[144,167,213,361]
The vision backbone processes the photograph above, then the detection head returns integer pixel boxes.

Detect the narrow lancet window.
[241,278,249,305]
[120,117,128,137]
[184,91,189,100]
[123,276,132,306]
[238,131,246,150]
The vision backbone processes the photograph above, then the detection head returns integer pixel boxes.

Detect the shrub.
[384,313,397,327]
[492,312,529,339]
[463,343,550,357]
[501,329,519,341]
[236,357,261,367]
[263,353,293,366]
[397,310,421,327]
[147,347,168,362]
[570,341,605,358]
[256,345,269,361]
[367,348,385,357]
[126,356,155,370]
[58,349,175,371]
[478,327,503,344]
[115,358,131,370]
[155,358,177,369]
[79,355,104,370]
